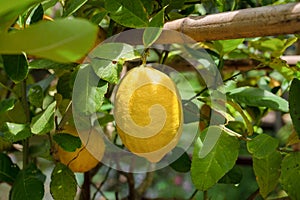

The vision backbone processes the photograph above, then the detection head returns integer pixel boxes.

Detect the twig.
[115,192,119,200]
[160,49,170,64]
[188,189,198,200]
[21,80,30,168]
[0,81,15,94]
[247,189,260,200]
[186,63,265,102]
[57,101,72,130]
[227,100,254,136]
[92,167,112,200]
[137,172,154,197]
[79,171,91,200]
[127,172,136,200]
[203,191,209,200]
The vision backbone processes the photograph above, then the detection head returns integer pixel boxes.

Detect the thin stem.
[188,189,198,200]
[127,172,136,199]
[119,171,136,199]
[203,190,209,200]
[136,172,154,196]
[184,1,202,5]
[92,167,112,200]
[0,81,15,94]
[21,80,30,168]
[247,189,260,200]
[160,49,169,64]
[142,48,150,66]
[227,100,254,136]
[187,63,265,102]
[79,171,91,200]
[57,101,72,130]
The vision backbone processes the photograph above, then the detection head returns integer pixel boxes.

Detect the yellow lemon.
[55,125,105,172]
[114,66,183,163]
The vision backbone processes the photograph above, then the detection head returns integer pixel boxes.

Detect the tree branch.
[161,3,300,42]
[79,171,91,200]
[137,172,154,197]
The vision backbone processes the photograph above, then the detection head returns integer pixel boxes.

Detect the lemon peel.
[54,125,105,172]
[114,66,183,163]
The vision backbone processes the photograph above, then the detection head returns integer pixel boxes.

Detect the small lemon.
[114,66,183,163]
[55,125,105,172]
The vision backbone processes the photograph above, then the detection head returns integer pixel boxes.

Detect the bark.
[160,3,300,43]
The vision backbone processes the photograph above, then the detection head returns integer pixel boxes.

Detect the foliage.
[0,0,300,199]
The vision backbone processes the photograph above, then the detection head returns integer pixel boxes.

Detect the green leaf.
[28,85,44,108]
[89,43,140,83]
[169,147,191,173]
[140,0,154,15]
[30,101,56,134]
[0,99,16,114]
[1,101,27,124]
[143,8,165,48]
[162,0,185,13]
[0,18,98,63]
[29,139,51,159]
[30,4,44,24]
[268,58,295,81]
[29,59,75,70]
[259,38,284,52]
[247,134,279,159]
[104,0,148,28]
[63,0,88,17]
[0,0,42,32]
[191,126,240,191]
[253,151,281,198]
[280,152,300,200]
[2,54,29,83]
[10,163,45,200]
[218,165,242,184]
[56,72,73,99]
[1,122,32,142]
[227,86,289,112]
[91,10,108,24]
[30,74,55,92]
[0,137,12,152]
[73,65,108,114]
[0,153,20,184]
[289,78,300,137]
[42,0,59,11]
[98,114,114,126]
[182,100,200,124]
[53,133,82,152]
[50,163,77,200]
[213,39,244,56]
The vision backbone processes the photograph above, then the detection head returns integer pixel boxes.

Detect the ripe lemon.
[54,125,105,172]
[114,65,183,163]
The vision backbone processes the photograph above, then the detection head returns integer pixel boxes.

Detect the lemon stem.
[141,48,150,66]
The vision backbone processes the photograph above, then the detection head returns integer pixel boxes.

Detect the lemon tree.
[1,0,300,200]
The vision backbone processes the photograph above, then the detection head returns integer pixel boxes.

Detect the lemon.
[55,125,105,172]
[114,66,183,163]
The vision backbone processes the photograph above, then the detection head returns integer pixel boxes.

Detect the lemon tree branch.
[160,3,300,42]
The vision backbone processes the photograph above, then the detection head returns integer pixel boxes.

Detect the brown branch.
[137,172,154,197]
[161,3,300,42]
[165,55,299,72]
[119,172,136,200]
[247,189,260,200]
[79,171,91,200]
